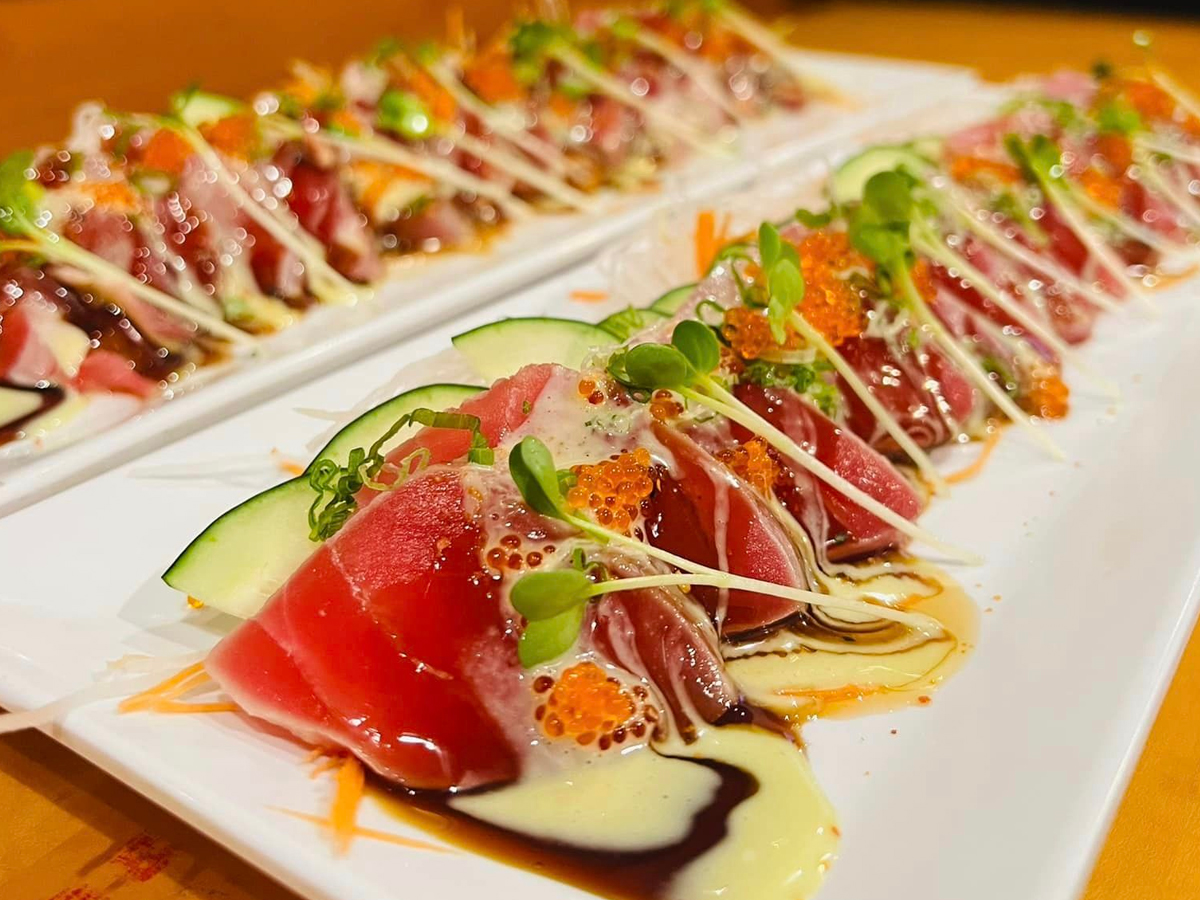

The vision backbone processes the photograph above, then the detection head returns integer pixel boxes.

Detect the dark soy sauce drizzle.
[0,382,64,445]
[381,760,757,900]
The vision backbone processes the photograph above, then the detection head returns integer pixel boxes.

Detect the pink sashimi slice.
[644,421,806,636]
[835,335,975,453]
[73,350,160,398]
[364,364,558,501]
[734,383,922,562]
[207,469,524,790]
[208,462,747,790]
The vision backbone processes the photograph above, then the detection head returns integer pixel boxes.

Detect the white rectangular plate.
[0,51,974,518]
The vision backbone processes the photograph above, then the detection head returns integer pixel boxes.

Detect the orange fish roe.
[201,113,260,160]
[576,377,606,406]
[537,663,636,747]
[795,231,868,346]
[465,48,525,104]
[484,534,546,573]
[140,129,192,177]
[1079,167,1122,209]
[722,306,801,360]
[80,181,141,214]
[649,388,684,422]
[1094,133,1134,173]
[910,258,938,301]
[1021,372,1070,419]
[1121,79,1177,124]
[566,448,655,533]
[949,156,1023,186]
[328,109,363,137]
[717,438,779,496]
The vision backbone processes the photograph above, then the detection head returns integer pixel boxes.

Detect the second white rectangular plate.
[0,51,975,517]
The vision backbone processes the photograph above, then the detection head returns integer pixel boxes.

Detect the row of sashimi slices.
[0,0,824,450]
[179,62,1200,799]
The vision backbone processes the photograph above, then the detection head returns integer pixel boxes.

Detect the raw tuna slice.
[368,363,558,495]
[278,145,383,283]
[589,576,740,731]
[207,465,744,790]
[644,421,806,636]
[734,383,922,562]
[207,469,524,790]
[0,303,66,386]
[73,350,159,398]
[835,335,975,453]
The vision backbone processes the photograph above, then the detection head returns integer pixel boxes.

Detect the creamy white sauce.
[665,726,839,900]
[729,640,954,716]
[450,743,720,853]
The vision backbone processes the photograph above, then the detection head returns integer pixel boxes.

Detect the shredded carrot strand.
[117,662,238,716]
[946,428,1003,484]
[330,756,366,856]
[694,209,732,278]
[309,756,343,779]
[146,700,241,714]
[271,809,452,853]
[118,663,206,713]
[569,289,609,303]
[272,448,306,476]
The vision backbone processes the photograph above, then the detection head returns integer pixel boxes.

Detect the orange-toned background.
[3,2,1200,899]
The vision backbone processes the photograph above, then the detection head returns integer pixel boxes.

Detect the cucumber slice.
[830,145,936,206]
[452,317,619,381]
[171,88,245,129]
[598,306,668,341]
[648,283,698,315]
[163,382,481,618]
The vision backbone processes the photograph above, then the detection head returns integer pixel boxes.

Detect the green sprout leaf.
[510,569,594,621]
[622,342,693,390]
[1095,98,1143,136]
[509,436,569,520]
[611,15,640,41]
[758,221,782,270]
[518,603,587,668]
[862,169,916,224]
[0,151,42,238]
[377,90,434,139]
[671,320,721,375]
[794,207,835,228]
[1006,133,1064,185]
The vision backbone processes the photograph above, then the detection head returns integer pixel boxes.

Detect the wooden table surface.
[3,2,1200,899]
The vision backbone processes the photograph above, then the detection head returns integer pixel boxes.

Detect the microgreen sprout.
[508,538,945,668]
[376,90,434,140]
[1004,134,1161,311]
[308,408,492,541]
[610,324,978,561]
[848,169,1067,460]
[0,151,252,345]
[757,221,805,343]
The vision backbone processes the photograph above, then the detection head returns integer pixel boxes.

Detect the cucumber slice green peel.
[162,382,481,619]
[598,306,669,341]
[452,317,619,381]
